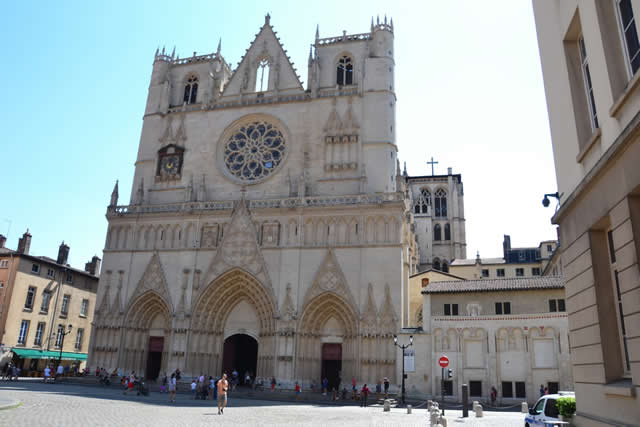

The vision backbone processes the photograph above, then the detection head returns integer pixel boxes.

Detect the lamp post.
[57,324,73,367]
[393,334,413,406]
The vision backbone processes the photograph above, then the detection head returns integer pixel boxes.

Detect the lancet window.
[433,258,441,271]
[442,262,449,273]
[434,188,448,217]
[183,75,198,104]
[434,224,442,241]
[336,55,353,86]
[444,223,451,241]
[414,188,430,214]
[255,59,270,92]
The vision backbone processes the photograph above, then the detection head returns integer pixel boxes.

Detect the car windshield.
[533,398,545,414]
[544,398,559,418]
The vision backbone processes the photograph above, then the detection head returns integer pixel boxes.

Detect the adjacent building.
[410,276,572,405]
[0,231,100,372]
[450,235,558,280]
[534,1,640,424]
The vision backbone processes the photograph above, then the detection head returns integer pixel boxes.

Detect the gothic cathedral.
[89,15,459,388]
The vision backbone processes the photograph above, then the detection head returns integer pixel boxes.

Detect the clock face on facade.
[160,155,181,175]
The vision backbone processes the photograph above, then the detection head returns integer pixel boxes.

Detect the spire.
[171,46,175,59]
[216,38,221,56]
[162,46,165,55]
[154,47,159,58]
[390,17,394,30]
[315,24,319,43]
[308,45,313,65]
[110,180,119,207]
[377,15,380,25]
[384,14,387,25]
[371,17,374,32]
[265,13,270,26]
[403,161,407,177]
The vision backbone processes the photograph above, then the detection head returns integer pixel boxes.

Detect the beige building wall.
[450,261,545,280]
[1,254,98,370]
[534,1,640,425]
[407,269,464,328]
[413,280,571,404]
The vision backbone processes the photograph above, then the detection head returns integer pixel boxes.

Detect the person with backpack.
[361,384,370,407]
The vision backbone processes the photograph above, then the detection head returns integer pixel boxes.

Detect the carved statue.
[197,174,206,201]
[184,175,194,202]
[241,67,249,90]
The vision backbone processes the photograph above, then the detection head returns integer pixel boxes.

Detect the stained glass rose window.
[223,120,286,182]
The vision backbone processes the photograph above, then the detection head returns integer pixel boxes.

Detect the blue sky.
[1,0,557,269]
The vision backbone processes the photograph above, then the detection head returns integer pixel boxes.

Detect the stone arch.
[187,268,277,378]
[120,290,172,378]
[296,291,358,386]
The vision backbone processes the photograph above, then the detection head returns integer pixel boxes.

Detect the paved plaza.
[0,380,525,426]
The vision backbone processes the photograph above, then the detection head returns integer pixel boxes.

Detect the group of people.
[1,363,20,380]
[156,369,229,414]
[316,376,390,406]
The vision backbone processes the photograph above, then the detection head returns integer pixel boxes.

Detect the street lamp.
[58,324,73,367]
[393,334,413,406]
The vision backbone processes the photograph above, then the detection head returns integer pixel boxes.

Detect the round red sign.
[438,356,449,368]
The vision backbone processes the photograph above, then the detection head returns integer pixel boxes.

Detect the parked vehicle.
[525,391,575,426]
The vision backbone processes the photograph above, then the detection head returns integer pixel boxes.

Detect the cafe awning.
[11,348,87,361]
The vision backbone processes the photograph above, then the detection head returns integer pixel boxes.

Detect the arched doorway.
[321,343,342,391]
[222,334,258,384]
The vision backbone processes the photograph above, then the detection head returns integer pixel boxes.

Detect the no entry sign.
[438,356,449,368]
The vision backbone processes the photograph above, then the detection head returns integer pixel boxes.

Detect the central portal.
[321,343,342,392]
[222,334,258,383]
[146,336,164,380]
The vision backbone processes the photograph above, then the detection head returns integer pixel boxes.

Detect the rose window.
[223,120,286,182]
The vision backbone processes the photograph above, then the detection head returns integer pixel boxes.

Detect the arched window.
[442,262,449,273]
[444,223,451,241]
[433,258,441,271]
[336,55,353,86]
[183,75,198,104]
[434,224,442,241]
[435,188,447,217]
[255,58,270,92]
[414,188,430,214]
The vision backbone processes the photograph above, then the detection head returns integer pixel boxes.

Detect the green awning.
[11,348,87,361]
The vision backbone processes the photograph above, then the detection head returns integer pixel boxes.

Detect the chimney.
[503,235,511,259]
[57,241,70,265]
[17,229,32,254]
[0,234,6,248]
[85,255,101,276]
[447,167,452,175]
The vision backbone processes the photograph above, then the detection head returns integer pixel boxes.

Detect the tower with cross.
[426,157,438,176]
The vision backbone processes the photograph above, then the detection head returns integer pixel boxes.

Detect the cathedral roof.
[421,276,564,294]
[450,257,505,265]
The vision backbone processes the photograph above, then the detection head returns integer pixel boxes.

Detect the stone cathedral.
[89,15,465,388]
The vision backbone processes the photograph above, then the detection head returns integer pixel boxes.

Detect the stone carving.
[281,283,296,321]
[110,181,119,207]
[111,272,124,315]
[361,283,378,334]
[303,249,356,309]
[201,200,274,303]
[200,224,219,248]
[97,271,112,314]
[466,302,482,317]
[128,252,173,313]
[261,222,280,247]
[378,284,398,334]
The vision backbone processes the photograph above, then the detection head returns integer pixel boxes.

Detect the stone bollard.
[430,409,440,425]
[407,405,412,414]
[383,399,391,412]
[472,400,479,411]
[440,416,447,427]
[474,404,483,418]
[521,402,528,413]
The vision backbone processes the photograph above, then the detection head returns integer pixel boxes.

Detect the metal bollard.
[407,405,412,414]
[383,399,391,412]
[521,402,528,413]
[462,384,469,418]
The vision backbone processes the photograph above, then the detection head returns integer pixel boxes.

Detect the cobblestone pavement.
[0,381,525,426]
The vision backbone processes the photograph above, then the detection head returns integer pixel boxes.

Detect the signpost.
[439,356,449,415]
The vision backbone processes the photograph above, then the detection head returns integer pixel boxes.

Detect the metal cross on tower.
[426,157,439,176]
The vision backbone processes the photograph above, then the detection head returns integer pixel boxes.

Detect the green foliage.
[556,397,576,417]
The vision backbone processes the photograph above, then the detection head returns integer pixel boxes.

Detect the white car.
[524,391,575,426]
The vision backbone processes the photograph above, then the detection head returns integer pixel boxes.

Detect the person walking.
[322,377,328,395]
[43,365,51,383]
[56,364,63,381]
[490,386,497,406]
[295,381,301,401]
[217,373,229,415]
[375,379,382,399]
[160,373,167,393]
[270,376,276,392]
[539,384,544,397]
[361,384,370,407]
[383,377,390,398]
[168,373,177,403]
[351,376,357,393]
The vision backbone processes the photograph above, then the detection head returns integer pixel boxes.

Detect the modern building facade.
[534,1,640,424]
[89,16,422,389]
[0,231,99,372]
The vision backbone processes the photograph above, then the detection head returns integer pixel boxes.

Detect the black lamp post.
[57,324,73,367]
[393,334,413,406]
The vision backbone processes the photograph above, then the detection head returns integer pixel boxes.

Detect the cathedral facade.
[88,16,417,388]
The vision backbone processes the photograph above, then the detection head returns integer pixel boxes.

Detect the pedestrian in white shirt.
[43,366,51,383]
